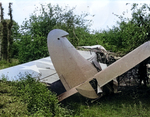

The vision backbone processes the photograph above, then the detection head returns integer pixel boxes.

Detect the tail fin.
[47,29,98,91]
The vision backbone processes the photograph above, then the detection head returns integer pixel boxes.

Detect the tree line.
[0,3,150,63]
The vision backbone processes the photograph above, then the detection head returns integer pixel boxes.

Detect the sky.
[1,0,150,31]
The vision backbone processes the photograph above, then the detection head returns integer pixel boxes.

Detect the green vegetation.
[0,59,19,69]
[18,3,92,63]
[1,75,150,116]
[0,78,28,116]
[62,85,150,117]
[16,3,150,63]
[0,3,14,62]
[0,75,72,117]
[1,3,150,62]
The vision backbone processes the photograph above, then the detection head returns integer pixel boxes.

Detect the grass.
[1,60,150,116]
[0,79,28,116]
[0,59,19,69]
[61,86,150,117]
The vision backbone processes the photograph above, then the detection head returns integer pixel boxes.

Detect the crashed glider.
[1,29,150,102]
[47,29,150,101]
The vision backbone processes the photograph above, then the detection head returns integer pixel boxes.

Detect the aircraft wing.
[0,57,59,83]
[76,41,150,99]
[0,50,107,83]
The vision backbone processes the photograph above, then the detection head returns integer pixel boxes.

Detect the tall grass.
[0,75,72,117]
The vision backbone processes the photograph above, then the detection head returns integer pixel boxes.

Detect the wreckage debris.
[78,45,150,88]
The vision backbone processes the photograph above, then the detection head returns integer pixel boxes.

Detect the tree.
[7,3,13,62]
[99,3,150,54]
[0,2,4,59]
[1,19,8,60]
[19,3,92,63]
[0,3,14,62]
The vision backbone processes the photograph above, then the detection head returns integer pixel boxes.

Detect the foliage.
[1,19,8,60]
[1,3,150,63]
[0,19,20,59]
[76,3,150,55]
[7,3,13,63]
[14,74,71,116]
[18,3,92,63]
[17,3,150,63]
[100,3,150,54]
[0,59,19,69]
[0,75,72,117]
[18,33,48,63]
[0,79,28,116]
[0,3,13,62]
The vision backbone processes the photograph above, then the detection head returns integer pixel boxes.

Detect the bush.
[13,74,72,116]
[0,75,72,117]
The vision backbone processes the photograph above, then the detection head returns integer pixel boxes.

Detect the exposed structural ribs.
[76,41,150,99]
